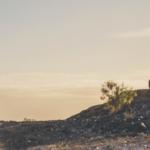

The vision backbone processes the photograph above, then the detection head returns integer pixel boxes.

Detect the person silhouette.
[149,80,150,89]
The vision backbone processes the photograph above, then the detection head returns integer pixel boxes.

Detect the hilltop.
[68,89,150,120]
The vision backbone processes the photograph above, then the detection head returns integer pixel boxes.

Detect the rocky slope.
[0,89,150,150]
[68,89,150,120]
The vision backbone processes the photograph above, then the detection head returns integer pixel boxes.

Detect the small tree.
[100,80,137,113]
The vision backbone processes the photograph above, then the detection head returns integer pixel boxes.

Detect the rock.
[127,122,147,132]
[62,127,72,135]
[109,123,119,129]
[27,144,56,150]
[129,132,137,137]
[141,104,147,110]
[112,129,121,133]
[122,129,128,133]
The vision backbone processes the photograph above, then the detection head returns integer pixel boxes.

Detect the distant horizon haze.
[0,72,149,121]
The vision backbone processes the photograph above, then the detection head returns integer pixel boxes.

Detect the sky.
[0,0,150,121]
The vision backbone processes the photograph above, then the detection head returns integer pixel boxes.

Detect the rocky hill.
[0,89,150,150]
[134,89,150,101]
[68,89,150,120]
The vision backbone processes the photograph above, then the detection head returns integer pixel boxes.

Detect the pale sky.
[0,0,150,121]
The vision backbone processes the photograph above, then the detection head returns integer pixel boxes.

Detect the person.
[149,80,150,89]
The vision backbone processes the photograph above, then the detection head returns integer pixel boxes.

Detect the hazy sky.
[0,0,150,121]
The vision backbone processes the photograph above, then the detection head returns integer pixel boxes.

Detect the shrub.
[100,80,137,114]
[125,116,134,121]
[23,117,36,122]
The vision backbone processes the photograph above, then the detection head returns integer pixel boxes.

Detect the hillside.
[0,89,150,150]
[68,89,150,120]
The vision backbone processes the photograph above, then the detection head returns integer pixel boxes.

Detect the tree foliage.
[100,80,137,113]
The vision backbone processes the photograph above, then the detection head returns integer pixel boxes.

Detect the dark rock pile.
[0,90,150,149]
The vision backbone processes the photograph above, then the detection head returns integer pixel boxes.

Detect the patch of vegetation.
[100,80,137,114]
[125,116,134,121]
[7,120,17,123]
[23,117,36,122]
